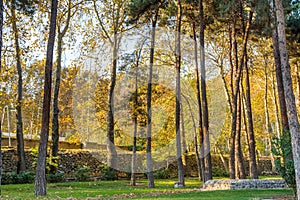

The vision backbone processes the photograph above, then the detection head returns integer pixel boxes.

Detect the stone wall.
[2,149,277,177]
[1,137,82,149]
[204,179,286,190]
[2,149,104,175]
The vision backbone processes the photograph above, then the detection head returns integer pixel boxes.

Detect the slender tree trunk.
[244,54,258,179]
[295,61,300,114]
[51,34,62,175]
[146,11,158,188]
[219,63,232,114]
[180,101,187,169]
[193,21,205,182]
[271,18,293,168]
[182,94,201,181]
[0,0,3,193]
[235,92,246,179]
[199,0,212,182]
[131,42,144,186]
[34,0,58,196]
[240,0,258,178]
[175,0,184,186]
[107,33,118,170]
[0,121,2,195]
[272,25,290,133]
[216,144,229,173]
[230,4,254,179]
[229,15,238,180]
[274,0,300,197]
[271,68,281,138]
[241,79,255,177]
[11,1,26,173]
[264,61,276,172]
[51,1,72,174]
[131,81,137,186]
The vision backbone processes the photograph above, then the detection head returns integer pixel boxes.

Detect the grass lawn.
[0,178,293,200]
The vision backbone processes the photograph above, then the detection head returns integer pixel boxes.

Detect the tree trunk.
[51,34,62,175]
[193,21,205,182]
[272,25,290,133]
[264,61,276,172]
[216,144,229,173]
[229,15,238,180]
[180,101,187,169]
[235,92,246,179]
[182,94,201,181]
[34,0,58,196]
[51,1,72,174]
[296,62,300,111]
[274,0,300,198]
[131,41,144,186]
[230,4,254,179]
[271,19,293,167]
[131,90,137,186]
[244,54,258,179]
[271,68,281,138]
[146,11,158,188]
[11,1,26,173]
[175,0,184,186]
[0,121,2,195]
[199,0,212,182]
[0,0,3,194]
[107,33,118,170]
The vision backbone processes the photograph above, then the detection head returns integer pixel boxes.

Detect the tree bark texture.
[272,27,290,132]
[107,33,118,170]
[182,94,201,181]
[229,15,238,180]
[264,62,276,172]
[199,0,212,182]
[146,11,158,188]
[35,0,58,196]
[10,1,26,173]
[244,54,258,179]
[229,4,254,179]
[235,92,246,179]
[51,1,72,174]
[175,0,185,186]
[0,0,2,193]
[274,0,300,198]
[193,21,205,181]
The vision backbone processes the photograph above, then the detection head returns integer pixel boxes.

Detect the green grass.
[134,189,293,200]
[0,178,293,200]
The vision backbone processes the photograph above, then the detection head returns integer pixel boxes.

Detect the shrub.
[2,171,35,184]
[47,172,66,183]
[154,168,170,179]
[272,133,296,196]
[2,172,13,184]
[212,167,229,177]
[73,166,91,182]
[101,167,118,180]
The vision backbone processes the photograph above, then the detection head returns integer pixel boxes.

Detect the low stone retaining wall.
[203,179,287,190]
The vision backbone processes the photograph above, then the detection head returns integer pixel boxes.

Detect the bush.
[154,168,170,179]
[73,166,91,182]
[47,172,66,183]
[2,171,35,184]
[101,167,118,180]
[272,133,296,196]
[212,167,229,177]
[2,172,13,184]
